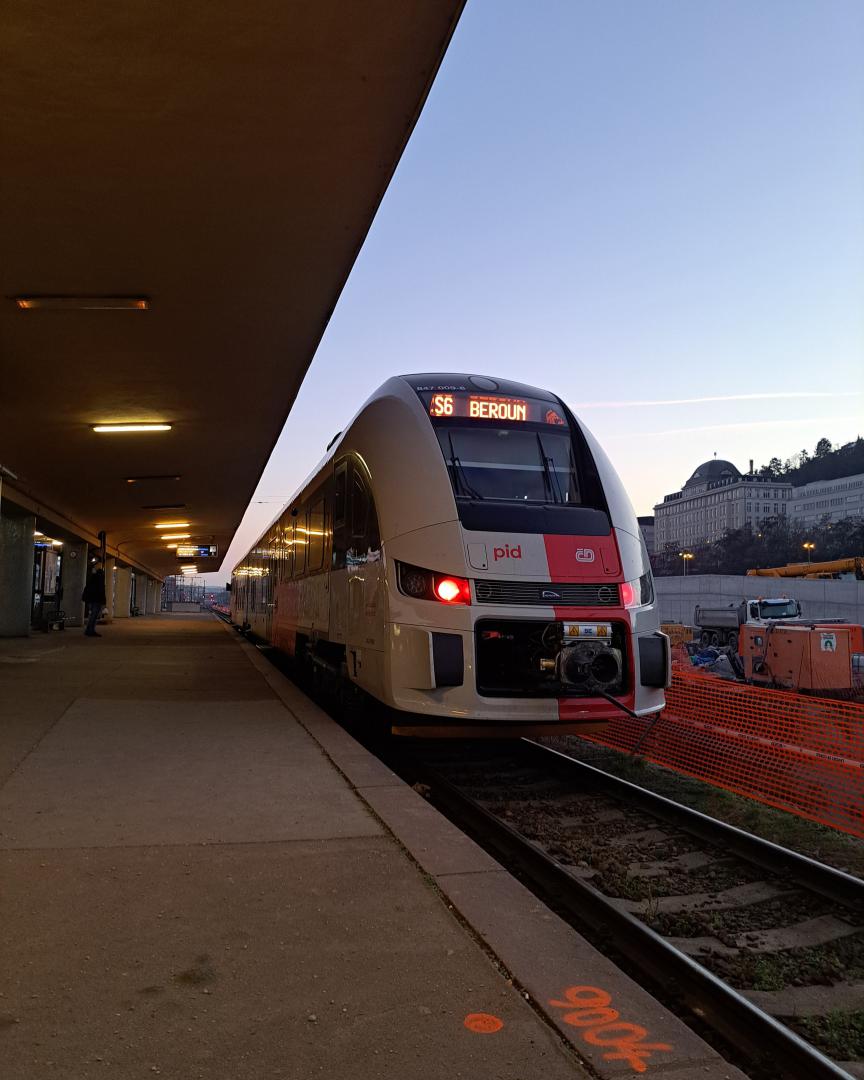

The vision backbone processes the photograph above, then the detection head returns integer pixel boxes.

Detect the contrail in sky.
[607,415,863,440]
[577,391,854,409]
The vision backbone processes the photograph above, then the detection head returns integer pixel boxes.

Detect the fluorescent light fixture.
[166,544,178,549]
[34,530,44,537]
[51,540,63,547]
[126,476,182,484]
[154,522,190,529]
[15,296,149,311]
[93,424,171,433]
[161,533,190,540]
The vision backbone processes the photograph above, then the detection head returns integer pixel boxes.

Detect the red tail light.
[397,562,471,605]
[620,581,635,607]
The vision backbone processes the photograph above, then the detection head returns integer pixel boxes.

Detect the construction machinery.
[747,557,864,579]
[739,621,864,696]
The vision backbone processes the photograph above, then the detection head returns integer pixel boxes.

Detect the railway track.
[224,615,863,1078]
[388,738,864,1080]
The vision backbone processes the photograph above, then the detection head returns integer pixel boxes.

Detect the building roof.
[683,459,741,488]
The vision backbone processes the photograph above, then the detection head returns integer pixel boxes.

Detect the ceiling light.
[166,544,178,549]
[34,530,44,537]
[93,424,171,433]
[15,296,149,311]
[154,522,190,529]
[161,533,190,540]
[126,476,182,483]
[51,540,63,547]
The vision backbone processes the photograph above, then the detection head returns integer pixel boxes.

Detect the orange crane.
[747,557,864,579]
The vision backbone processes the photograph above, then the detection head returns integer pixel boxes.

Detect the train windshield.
[435,427,580,504]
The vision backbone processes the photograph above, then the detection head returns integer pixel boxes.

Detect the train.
[230,374,670,736]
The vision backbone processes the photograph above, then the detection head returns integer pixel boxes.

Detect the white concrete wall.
[656,573,864,626]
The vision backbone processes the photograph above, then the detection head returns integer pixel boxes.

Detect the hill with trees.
[754,435,864,487]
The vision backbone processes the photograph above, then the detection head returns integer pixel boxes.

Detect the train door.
[345,464,383,684]
[328,460,350,644]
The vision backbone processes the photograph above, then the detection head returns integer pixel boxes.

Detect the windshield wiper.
[536,433,562,504]
[447,434,484,500]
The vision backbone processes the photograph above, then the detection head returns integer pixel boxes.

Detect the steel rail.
[420,762,854,1080]
[519,739,864,911]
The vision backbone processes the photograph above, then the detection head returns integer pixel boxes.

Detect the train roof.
[399,373,560,402]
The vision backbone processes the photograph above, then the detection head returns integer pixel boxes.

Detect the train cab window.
[307,499,325,571]
[435,426,580,504]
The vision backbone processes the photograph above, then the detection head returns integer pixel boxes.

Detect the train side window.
[282,518,294,580]
[294,508,307,576]
[308,499,325,571]
[334,461,348,530]
[348,467,381,565]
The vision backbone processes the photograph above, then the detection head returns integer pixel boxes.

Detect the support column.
[136,575,148,614]
[150,580,162,613]
[59,541,88,627]
[103,557,116,622]
[114,567,133,618]
[0,511,35,637]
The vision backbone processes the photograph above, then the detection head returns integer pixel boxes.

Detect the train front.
[385,375,669,736]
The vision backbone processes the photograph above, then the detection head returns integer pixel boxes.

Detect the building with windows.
[637,515,655,554]
[788,473,864,528]
[653,460,792,552]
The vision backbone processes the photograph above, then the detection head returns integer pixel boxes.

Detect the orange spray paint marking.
[464,1012,504,1034]
[549,986,672,1073]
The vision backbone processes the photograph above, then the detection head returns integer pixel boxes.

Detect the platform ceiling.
[0,2,463,577]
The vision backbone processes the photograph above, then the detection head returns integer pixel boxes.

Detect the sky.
[206,0,863,586]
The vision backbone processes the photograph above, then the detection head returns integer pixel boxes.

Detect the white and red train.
[231,374,669,736]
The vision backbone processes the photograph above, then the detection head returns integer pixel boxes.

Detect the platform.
[0,614,745,1079]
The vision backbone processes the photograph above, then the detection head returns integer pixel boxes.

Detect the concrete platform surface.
[0,614,746,1080]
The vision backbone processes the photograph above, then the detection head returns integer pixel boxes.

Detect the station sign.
[175,544,218,559]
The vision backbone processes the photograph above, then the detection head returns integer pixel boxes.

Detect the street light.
[803,541,815,564]
[678,551,694,576]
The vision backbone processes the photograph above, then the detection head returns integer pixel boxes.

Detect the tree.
[767,457,785,477]
[814,437,833,459]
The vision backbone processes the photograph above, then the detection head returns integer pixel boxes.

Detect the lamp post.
[803,541,815,565]
[678,551,694,576]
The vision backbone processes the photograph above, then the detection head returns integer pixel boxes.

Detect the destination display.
[176,544,218,559]
[423,391,566,426]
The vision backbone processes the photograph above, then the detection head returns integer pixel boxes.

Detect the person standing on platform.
[82,562,107,637]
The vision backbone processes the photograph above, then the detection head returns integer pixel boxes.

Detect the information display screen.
[422,391,566,426]
[176,544,218,559]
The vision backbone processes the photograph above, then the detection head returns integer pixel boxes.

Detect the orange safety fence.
[660,623,694,647]
[584,670,864,838]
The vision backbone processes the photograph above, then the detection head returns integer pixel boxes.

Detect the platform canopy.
[0,2,463,577]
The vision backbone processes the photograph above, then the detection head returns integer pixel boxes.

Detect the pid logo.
[493,544,522,561]
[575,548,595,563]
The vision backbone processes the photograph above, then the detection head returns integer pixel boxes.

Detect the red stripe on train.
[542,533,634,721]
